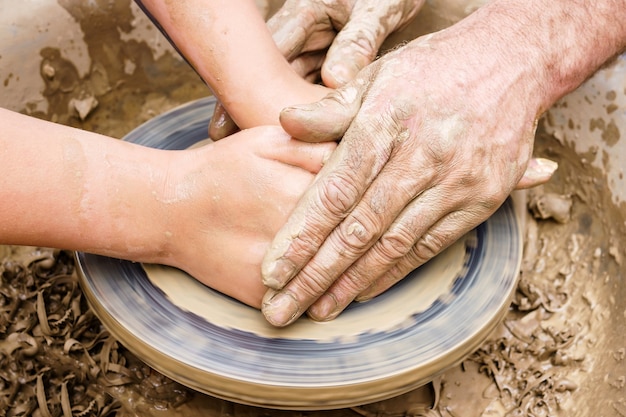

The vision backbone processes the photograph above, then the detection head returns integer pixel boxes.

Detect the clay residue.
[3,129,626,416]
[27,0,208,138]
[434,128,626,417]
[142,233,467,342]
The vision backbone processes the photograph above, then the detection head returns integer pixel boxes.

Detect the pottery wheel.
[75,97,522,410]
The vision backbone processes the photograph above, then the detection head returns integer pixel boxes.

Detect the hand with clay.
[0,108,335,309]
[208,0,424,140]
[260,0,626,326]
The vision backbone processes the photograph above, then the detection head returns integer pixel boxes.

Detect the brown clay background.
[1,1,625,416]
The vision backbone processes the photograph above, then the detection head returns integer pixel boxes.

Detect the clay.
[528,186,573,223]
[142,232,467,341]
[435,128,626,417]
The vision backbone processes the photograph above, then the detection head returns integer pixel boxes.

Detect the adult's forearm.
[0,108,169,261]
[452,0,626,113]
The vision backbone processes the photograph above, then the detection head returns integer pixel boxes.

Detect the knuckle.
[316,172,361,217]
[285,230,323,262]
[422,140,456,169]
[413,230,448,264]
[295,264,334,298]
[337,269,372,295]
[333,212,380,255]
[377,224,416,262]
[337,27,379,60]
[478,180,510,212]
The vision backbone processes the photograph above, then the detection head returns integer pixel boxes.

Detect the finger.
[357,210,483,302]
[279,65,375,142]
[321,1,421,87]
[267,2,333,61]
[261,130,444,327]
[234,126,337,173]
[306,186,473,321]
[514,157,558,189]
[321,18,380,86]
[209,102,240,140]
[310,209,489,322]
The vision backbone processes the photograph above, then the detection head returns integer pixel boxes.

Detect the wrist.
[77,140,174,264]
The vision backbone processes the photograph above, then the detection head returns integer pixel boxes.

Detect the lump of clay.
[528,187,573,224]
[69,95,98,120]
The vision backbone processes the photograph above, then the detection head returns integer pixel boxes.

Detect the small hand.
[164,127,335,308]
[260,26,557,326]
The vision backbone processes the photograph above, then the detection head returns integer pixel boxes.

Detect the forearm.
[137,0,321,128]
[0,108,170,262]
[445,0,626,113]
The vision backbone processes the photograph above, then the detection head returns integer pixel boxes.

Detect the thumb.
[279,67,374,142]
[515,158,558,190]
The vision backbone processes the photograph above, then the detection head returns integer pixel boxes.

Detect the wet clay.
[142,234,467,341]
[71,95,519,409]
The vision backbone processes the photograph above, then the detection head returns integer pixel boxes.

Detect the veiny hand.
[260,18,558,326]
[209,0,424,140]
[163,127,336,308]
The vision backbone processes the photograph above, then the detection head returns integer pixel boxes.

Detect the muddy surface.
[1,0,626,416]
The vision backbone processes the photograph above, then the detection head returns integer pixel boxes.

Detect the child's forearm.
[0,108,170,262]
[137,0,328,128]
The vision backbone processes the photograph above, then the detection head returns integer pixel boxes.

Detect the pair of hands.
[210,0,557,326]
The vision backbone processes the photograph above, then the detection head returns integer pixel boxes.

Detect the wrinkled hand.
[209,0,424,140]
[259,26,558,326]
[164,127,336,308]
[268,0,424,87]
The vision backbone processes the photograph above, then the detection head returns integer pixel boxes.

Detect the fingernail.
[307,293,339,322]
[262,259,296,290]
[262,292,300,327]
[534,158,558,176]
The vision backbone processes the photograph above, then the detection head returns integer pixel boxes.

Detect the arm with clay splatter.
[0,107,334,308]
[135,0,330,131]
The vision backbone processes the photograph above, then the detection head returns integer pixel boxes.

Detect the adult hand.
[209,0,424,140]
[259,13,559,327]
[164,127,336,308]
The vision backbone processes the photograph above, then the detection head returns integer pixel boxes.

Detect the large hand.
[259,19,558,326]
[163,127,336,309]
[209,0,424,140]
[268,0,424,88]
